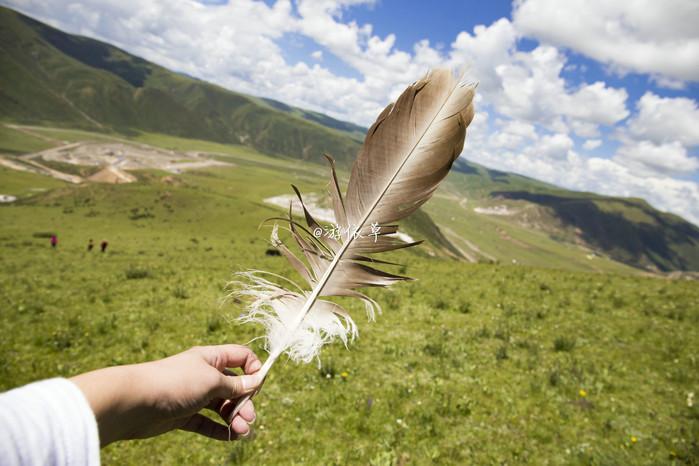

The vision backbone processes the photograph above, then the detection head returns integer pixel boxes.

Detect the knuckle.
[229,376,243,394]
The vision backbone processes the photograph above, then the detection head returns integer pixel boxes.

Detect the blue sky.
[344,0,514,51]
[357,0,698,98]
[279,1,698,104]
[3,0,699,224]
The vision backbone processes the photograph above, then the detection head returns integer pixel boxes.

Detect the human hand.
[71,345,263,446]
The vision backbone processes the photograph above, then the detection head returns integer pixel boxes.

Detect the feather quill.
[228,69,475,418]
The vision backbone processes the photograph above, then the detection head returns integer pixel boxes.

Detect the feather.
[228,69,475,418]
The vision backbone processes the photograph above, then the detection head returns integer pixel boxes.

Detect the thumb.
[216,373,262,399]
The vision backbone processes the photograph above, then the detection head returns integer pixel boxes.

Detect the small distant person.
[100,240,108,253]
[87,239,94,252]
[50,235,57,249]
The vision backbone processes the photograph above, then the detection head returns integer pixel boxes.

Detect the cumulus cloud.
[527,133,575,160]
[448,18,517,97]
[489,120,537,149]
[613,141,698,177]
[2,1,628,134]
[627,92,699,146]
[513,0,699,82]
[494,46,628,136]
[583,139,602,150]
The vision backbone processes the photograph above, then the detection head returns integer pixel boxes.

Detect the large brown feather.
[229,69,475,420]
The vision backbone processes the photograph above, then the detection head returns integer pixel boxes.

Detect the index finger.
[201,344,262,374]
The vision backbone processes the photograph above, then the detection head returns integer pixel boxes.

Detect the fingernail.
[250,359,262,372]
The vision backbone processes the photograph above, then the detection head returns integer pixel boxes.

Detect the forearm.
[71,363,149,446]
[71,345,261,446]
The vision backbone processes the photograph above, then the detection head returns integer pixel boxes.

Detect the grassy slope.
[0,125,55,154]
[1,130,698,464]
[0,166,65,197]
[425,194,636,274]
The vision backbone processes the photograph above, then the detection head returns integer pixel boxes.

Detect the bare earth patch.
[474,205,518,216]
[87,166,137,184]
[4,140,233,185]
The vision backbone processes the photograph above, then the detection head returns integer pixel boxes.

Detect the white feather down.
[232,271,358,364]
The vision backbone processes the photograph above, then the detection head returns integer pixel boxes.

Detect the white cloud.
[651,75,687,91]
[513,0,699,82]
[614,140,699,176]
[448,18,517,97]
[526,133,574,160]
[565,82,629,126]
[569,121,599,139]
[2,1,628,135]
[489,119,537,149]
[627,92,699,146]
[294,0,437,112]
[494,46,628,136]
[583,139,602,150]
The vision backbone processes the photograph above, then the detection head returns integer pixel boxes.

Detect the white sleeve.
[0,378,100,466]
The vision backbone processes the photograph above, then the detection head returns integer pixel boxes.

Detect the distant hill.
[1,5,698,272]
[0,6,363,164]
[444,160,699,272]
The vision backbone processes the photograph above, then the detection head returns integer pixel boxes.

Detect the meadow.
[1,127,698,464]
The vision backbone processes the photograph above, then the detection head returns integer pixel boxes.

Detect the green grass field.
[1,129,698,464]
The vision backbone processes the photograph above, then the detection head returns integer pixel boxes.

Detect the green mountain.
[1,5,698,272]
[0,6,362,163]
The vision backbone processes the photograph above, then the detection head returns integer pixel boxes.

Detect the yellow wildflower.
[340,371,349,379]
[631,436,637,444]
[579,389,587,398]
